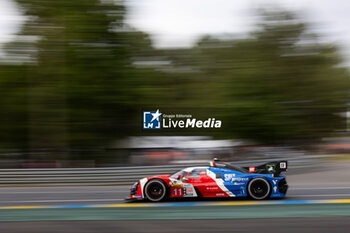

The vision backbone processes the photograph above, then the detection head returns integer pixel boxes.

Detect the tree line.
[0,1,348,162]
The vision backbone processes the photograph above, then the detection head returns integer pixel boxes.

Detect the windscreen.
[170,170,187,179]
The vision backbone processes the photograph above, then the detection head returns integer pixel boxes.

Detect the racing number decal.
[172,187,183,197]
[171,184,184,197]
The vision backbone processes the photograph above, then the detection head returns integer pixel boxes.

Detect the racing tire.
[144,179,168,202]
[247,178,271,200]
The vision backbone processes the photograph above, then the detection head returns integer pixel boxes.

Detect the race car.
[127,159,288,202]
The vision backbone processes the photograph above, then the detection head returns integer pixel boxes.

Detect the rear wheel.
[247,178,271,200]
[144,179,167,202]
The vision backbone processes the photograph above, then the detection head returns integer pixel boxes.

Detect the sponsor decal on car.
[280,162,287,169]
[273,186,278,193]
[266,163,276,173]
[224,173,236,181]
[272,179,279,193]
[184,185,194,196]
[216,193,225,196]
[232,177,249,182]
[249,166,256,173]
[206,187,219,190]
[234,182,245,185]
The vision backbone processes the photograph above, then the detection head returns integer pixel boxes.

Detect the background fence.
[0,156,325,186]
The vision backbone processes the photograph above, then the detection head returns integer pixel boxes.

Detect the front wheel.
[247,178,271,200]
[144,179,167,202]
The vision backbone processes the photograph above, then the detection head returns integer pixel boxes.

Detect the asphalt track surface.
[0,162,350,206]
[0,218,349,233]
[0,183,350,206]
[0,162,349,232]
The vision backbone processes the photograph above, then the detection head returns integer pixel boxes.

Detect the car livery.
[127,160,288,201]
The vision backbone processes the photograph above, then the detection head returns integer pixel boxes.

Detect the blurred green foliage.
[1,0,154,159]
[146,11,350,143]
[0,1,349,162]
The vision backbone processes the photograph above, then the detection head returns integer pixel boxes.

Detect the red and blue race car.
[127,160,288,201]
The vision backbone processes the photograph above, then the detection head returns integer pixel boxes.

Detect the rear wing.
[209,159,288,177]
[244,160,288,177]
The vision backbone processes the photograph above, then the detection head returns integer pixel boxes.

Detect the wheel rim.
[146,181,165,201]
[249,179,270,199]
